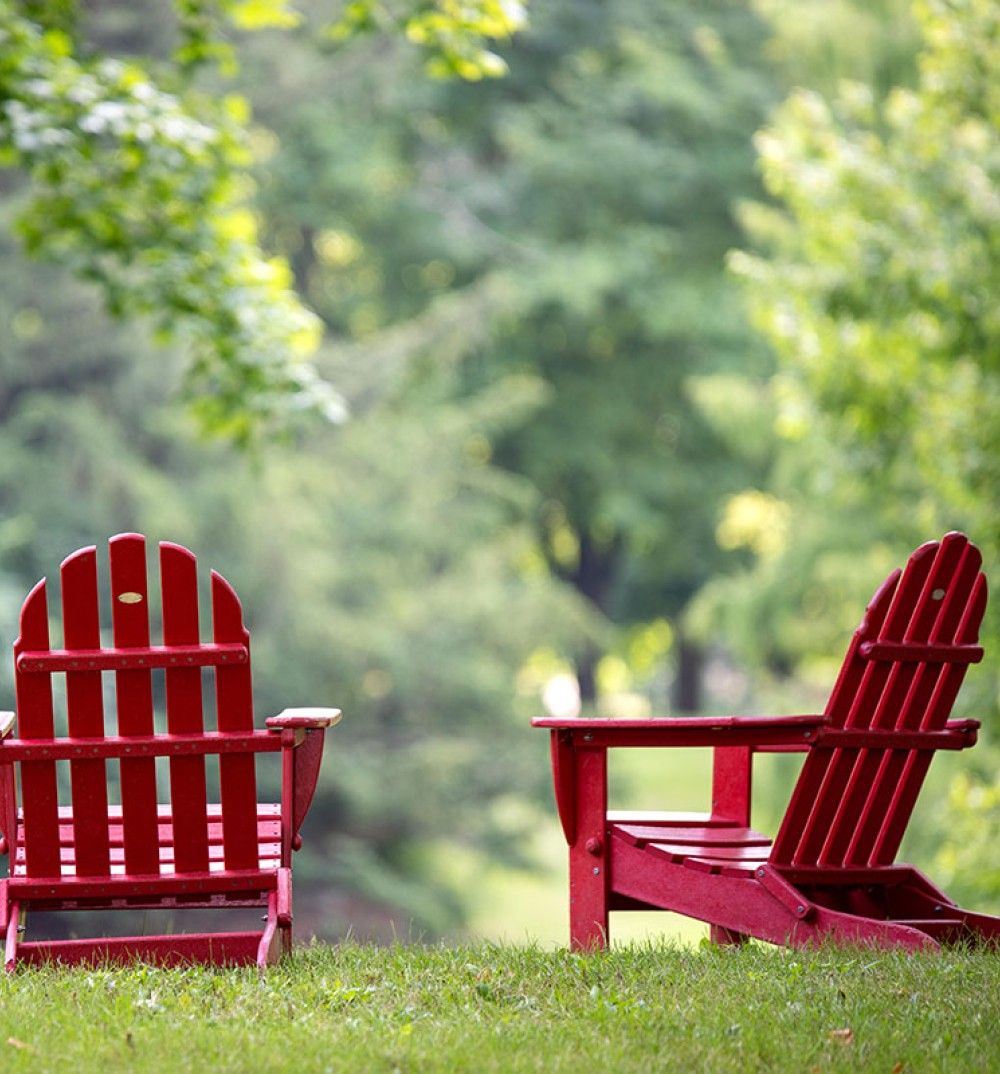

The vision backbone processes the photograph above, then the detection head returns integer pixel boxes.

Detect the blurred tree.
[0,219,593,934]
[710,0,1000,905]
[253,0,783,710]
[712,0,999,661]
[753,0,920,97]
[684,0,926,675]
[735,0,999,550]
[453,1,779,709]
[1,0,589,939]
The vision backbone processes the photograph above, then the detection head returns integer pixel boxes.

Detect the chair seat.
[12,803,282,877]
[612,817,772,876]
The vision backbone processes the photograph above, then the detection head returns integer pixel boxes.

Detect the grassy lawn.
[2,942,998,1073]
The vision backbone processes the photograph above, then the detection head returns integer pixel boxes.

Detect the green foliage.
[1,944,999,1072]
[0,0,529,441]
[714,0,1000,902]
[449,0,778,618]
[328,0,527,81]
[932,764,1000,908]
[699,0,1000,670]
[753,0,920,97]
[733,0,1000,550]
[0,2,340,442]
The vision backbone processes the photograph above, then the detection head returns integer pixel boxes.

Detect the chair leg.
[277,866,293,959]
[279,922,293,959]
[257,870,295,972]
[955,909,1000,945]
[569,854,609,951]
[4,901,19,974]
[710,924,747,946]
[256,891,280,974]
[567,746,609,950]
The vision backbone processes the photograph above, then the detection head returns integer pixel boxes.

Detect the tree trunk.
[672,632,704,714]
[575,645,600,706]
[565,531,623,709]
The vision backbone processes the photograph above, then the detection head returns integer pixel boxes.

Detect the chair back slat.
[211,571,259,870]
[13,580,60,876]
[60,547,112,876]
[792,541,938,864]
[868,569,987,863]
[771,533,986,870]
[160,542,210,874]
[769,565,900,864]
[108,534,161,875]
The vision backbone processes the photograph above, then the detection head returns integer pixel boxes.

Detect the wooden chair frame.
[534,533,1000,951]
[0,534,340,972]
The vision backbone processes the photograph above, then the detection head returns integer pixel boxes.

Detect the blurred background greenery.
[0,0,997,945]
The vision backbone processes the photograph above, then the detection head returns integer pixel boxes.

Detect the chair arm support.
[531,714,826,750]
[537,716,826,844]
[268,709,341,863]
[266,708,342,731]
[0,732,15,859]
[813,721,979,750]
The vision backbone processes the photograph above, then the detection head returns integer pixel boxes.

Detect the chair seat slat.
[614,823,771,848]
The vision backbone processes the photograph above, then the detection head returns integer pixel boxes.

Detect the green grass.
[2,942,998,1072]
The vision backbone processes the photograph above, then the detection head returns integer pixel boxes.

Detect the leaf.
[227,0,301,30]
[828,1027,854,1045]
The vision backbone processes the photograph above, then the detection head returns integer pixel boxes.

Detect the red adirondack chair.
[534,532,1000,950]
[0,534,340,972]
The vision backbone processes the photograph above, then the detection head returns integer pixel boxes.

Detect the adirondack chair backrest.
[771,532,987,869]
[12,533,264,879]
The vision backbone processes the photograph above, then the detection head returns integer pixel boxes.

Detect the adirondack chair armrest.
[266,708,342,732]
[0,711,14,740]
[946,718,981,733]
[531,714,827,749]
